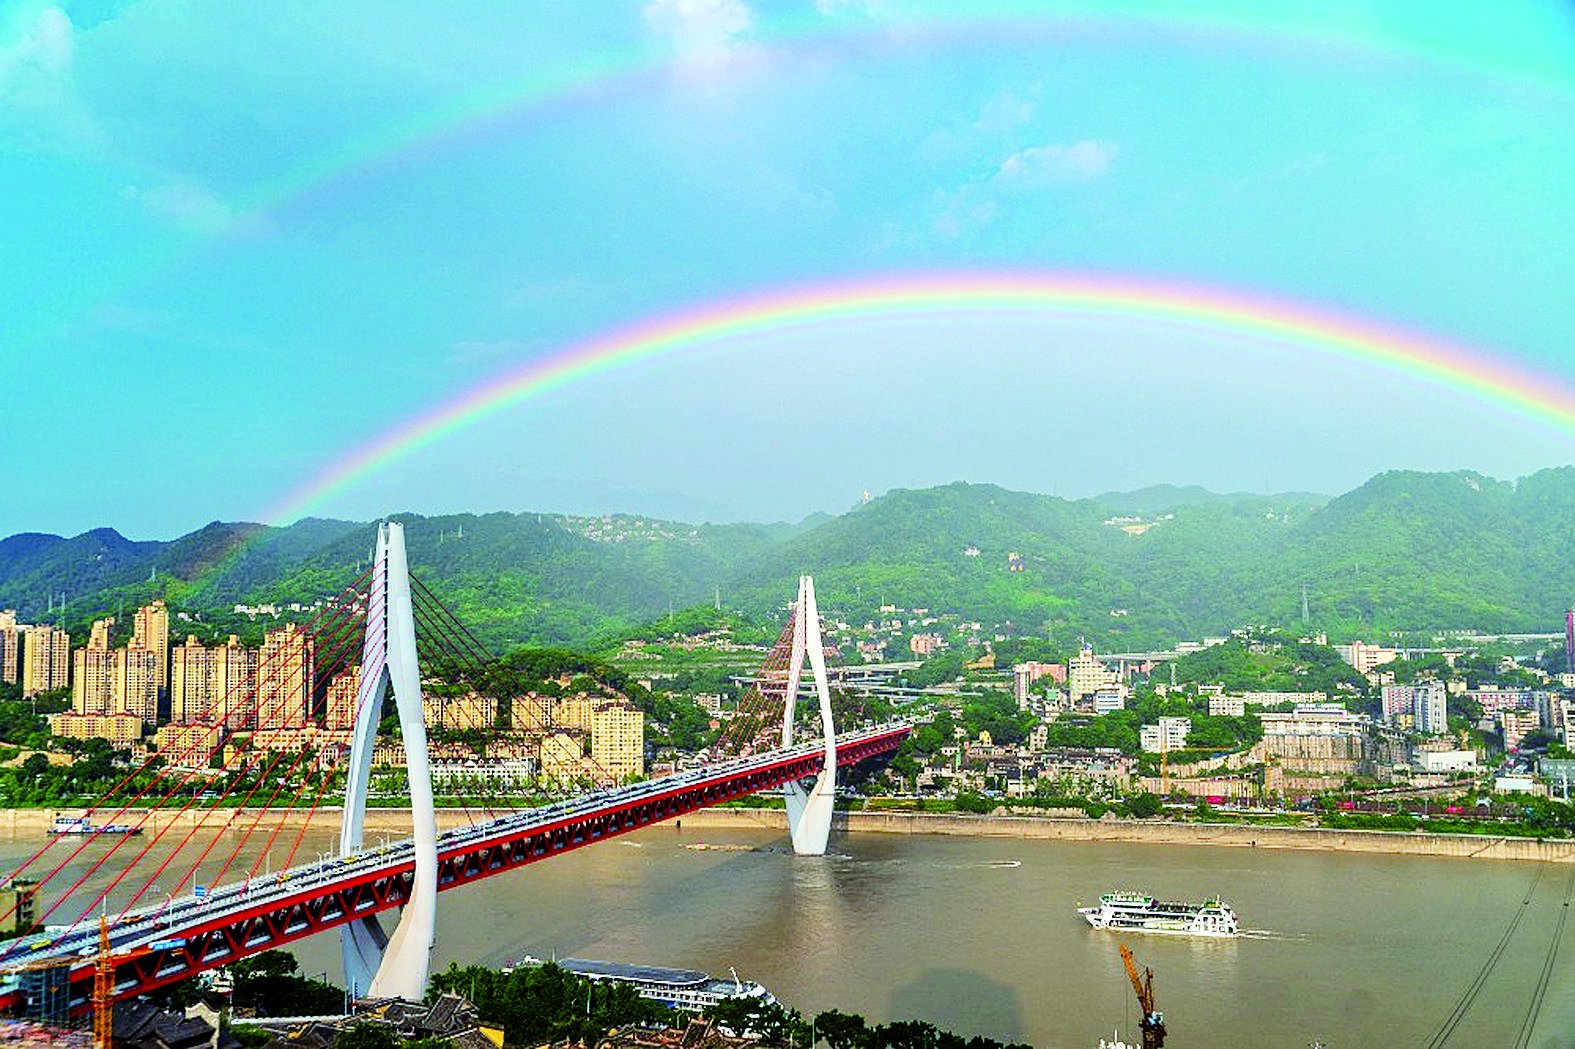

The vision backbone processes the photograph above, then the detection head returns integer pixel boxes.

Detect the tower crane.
[0,917,149,1049]
[1119,943,1167,1049]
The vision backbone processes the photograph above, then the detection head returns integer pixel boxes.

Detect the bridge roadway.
[0,722,910,1014]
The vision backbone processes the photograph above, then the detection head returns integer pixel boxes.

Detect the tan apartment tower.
[22,625,70,696]
[257,625,313,728]
[215,635,259,726]
[116,648,159,723]
[131,600,170,691]
[323,666,362,730]
[73,619,117,715]
[169,635,216,722]
[0,611,19,685]
[590,703,644,782]
[172,634,260,725]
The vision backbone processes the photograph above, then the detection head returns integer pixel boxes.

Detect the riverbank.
[679,807,1575,862]
[0,806,488,836]
[5,805,1572,862]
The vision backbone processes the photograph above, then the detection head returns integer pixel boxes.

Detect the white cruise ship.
[1078,891,1239,938]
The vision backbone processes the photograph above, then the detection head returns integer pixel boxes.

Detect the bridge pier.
[782,576,838,855]
[339,522,439,1000]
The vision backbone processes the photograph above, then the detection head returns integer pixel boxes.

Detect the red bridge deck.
[2,724,909,1014]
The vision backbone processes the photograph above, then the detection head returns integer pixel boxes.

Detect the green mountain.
[3,468,1572,652]
[1093,484,1329,516]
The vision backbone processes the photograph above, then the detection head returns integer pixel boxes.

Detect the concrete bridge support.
[339,522,439,1000]
[782,575,838,855]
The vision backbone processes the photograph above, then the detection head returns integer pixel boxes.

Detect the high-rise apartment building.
[131,600,170,691]
[0,610,20,685]
[1068,644,1115,703]
[257,625,313,728]
[1412,682,1448,735]
[73,642,117,716]
[21,626,70,696]
[88,616,115,651]
[171,634,258,724]
[170,635,216,722]
[323,667,362,730]
[213,635,258,725]
[1565,609,1575,674]
[590,703,644,781]
[115,648,159,723]
[73,620,158,725]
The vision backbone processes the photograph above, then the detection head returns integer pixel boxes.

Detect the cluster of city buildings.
[0,601,644,784]
[1010,644,1140,715]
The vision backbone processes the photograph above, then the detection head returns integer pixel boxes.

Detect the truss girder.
[7,727,907,1016]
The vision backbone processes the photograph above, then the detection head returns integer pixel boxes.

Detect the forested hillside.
[3,468,1572,651]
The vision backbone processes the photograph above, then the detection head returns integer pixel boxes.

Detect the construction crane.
[93,916,113,1049]
[0,917,145,1049]
[1119,943,1167,1049]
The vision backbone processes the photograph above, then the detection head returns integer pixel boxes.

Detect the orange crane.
[1119,943,1167,1049]
[0,917,147,1049]
[92,916,113,1049]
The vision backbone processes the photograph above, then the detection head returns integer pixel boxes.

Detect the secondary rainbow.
[34,5,1571,373]
[245,4,1574,221]
[260,271,1575,526]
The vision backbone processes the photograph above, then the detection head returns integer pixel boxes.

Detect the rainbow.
[260,271,1575,526]
[240,4,1575,221]
[40,2,1573,351]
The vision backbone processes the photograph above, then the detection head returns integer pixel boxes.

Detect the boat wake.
[1239,929,1304,941]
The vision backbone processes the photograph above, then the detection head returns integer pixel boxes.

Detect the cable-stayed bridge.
[0,523,909,1018]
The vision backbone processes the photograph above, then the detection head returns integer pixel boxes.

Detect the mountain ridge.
[3,468,1571,651]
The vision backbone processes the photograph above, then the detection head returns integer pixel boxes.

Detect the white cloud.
[0,4,71,82]
[973,86,1037,135]
[121,180,275,238]
[0,4,96,140]
[931,139,1117,239]
[995,140,1118,185]
[643,0,755,79]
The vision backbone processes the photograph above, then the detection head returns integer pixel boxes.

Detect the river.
[6,820,1574,1048]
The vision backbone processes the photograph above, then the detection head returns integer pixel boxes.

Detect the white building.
[1068,645,1116,703]
[1208,695,1245,718]
[1258,704,1367,738]
[1494,773,1539,795]
[1335,641,1398,675]
[1140,717,1191,753]
[1413,749,1477,774]
[1404,682,1449,735]
[1091,687,1128,714]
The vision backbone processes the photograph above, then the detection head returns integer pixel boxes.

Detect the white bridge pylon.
[340,521,439,1000]
[780,575,838,855]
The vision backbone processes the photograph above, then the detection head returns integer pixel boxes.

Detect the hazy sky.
[6,1,1575,538]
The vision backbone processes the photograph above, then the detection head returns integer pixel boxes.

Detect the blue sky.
[5,1,1575,538]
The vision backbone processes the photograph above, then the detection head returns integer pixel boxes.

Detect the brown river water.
[3,820,1573,1048]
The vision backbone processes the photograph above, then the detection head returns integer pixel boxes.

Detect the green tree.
[334,1023,399,1049]
[1126,793,1163,818]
